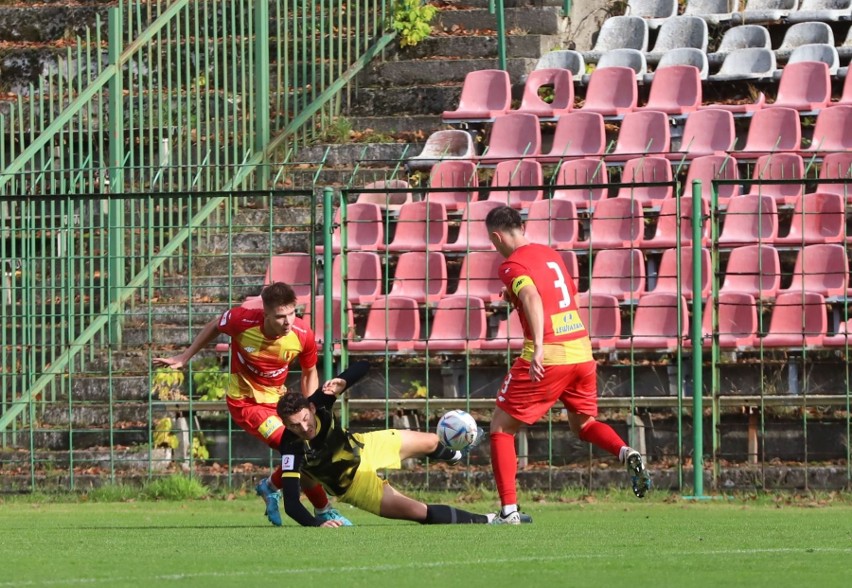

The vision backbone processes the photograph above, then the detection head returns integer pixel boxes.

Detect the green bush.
[393,0,438,48]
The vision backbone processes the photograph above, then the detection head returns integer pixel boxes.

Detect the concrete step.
[401,33,562,60]
[434,6,566,36]
[368,56,537,85]
[345,85,463,117]
[23,429,154,451]
[41,403,160,428]
[348,115,445,136]
[297,143,416,168]
[0,446,173,469]
[69,375,150,402]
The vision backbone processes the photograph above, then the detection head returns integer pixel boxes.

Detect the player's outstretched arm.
[152,318,220,369]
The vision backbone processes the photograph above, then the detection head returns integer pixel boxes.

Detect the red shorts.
[496,359,598,424]
[227,397,286,449]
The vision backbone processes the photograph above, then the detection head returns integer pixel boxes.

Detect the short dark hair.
[277,392,312,419]
[261,281,297,309]
[485,205,524,233]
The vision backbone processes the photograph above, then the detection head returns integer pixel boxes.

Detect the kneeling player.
[276,362,523,527]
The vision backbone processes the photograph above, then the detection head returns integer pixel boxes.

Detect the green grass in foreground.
[1,490,851,588]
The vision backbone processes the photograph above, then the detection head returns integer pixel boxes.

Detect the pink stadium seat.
[579,66,638,116]
[575,292,622,351]
[540,112,606,162]
[720,244,781,299]
[641,196,709,249]
[818,152,852,201]
[427,160,480,212]
[775,192,845,245]
[768,61,831,112]
[412,295,487,352]
[479,113,542,163]
[304,296,355,351]
[560,250,580,284]
[487,159,544,208]
[684,154,742,207]
[808,105,852,153]
[585,197,645,249]
[746,153,805,206]
[263,253,315,297]
[615,156,674,206]
[700,94,766,115]
[616,292,688,351]
[760,291,826,348]
[481,310,525,351]
[718,194,779,247]
[524,199,578,249]
[381,201,448,253]
[347,296,420,352]
[653,246,712,300]
[639,65,701,115]
[516,68,574,119]
[388,251,448,304]
[700,292,758,349]
[589,248,646,300]
[355,180,413,211]
[453,251,505,303]
[331,252,381,305]
[781,243,849,298]
[668,109,736,161]
[609,110,671,161]
[552,158,609,209]
[740,107,802,155]
[444,200,502,252]
[837,70,852,106]
[442,69,511,122]
[823,320,851,347]
[317,202,383,254]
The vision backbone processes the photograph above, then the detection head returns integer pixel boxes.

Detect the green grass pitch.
[1,492,851,588]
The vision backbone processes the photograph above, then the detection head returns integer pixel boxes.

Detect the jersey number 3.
[546,262,571,309]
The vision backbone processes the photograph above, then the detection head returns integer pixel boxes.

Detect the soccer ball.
[436,410,479,451]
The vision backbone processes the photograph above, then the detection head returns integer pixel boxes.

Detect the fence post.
[322,187,335,382]
[107,7,125,347]
[490,0,507,71]
[691,180,704,497]
[254,0,270,188]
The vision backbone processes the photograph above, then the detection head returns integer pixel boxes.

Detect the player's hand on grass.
[322,378,347,396]
[319,519,345,528]
[529,346,545,382]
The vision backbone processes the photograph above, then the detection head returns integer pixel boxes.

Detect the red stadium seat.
[552,158,609,210]
[427,160,480,212]
[589,248,646,300]
[479,113,542,164]
[808,105,852,153]
[683,154,741,207]
[641,196,709,249]
[381,201,448,253]
[585,197,645,249]
[717,194,779,247]
[615,156,674,207]
[701,292,758,349]
[331,252,381,305]
[720,244,781,299]
[453,251,506,304]
[442,69,511,122]
[746,153,805,206]
[579,66,638,116]
[317,202,383,254]
[303,296,355,351]
[768,61,831,112]
[576,292,622,351]
[540,112,607,163]
[639,65,701,115]
[516,68,574,119]
[818,152,852,202]
[487,159,544,208]
[263,253,315,297]
[652,246,712,300]
[780,243,849,298]
[388,251,448,304]
[413,295,487,352]
[740,107,802,155]
[609,111,671,161]
[481,309,525,351]
[444,200,503,253]
[355,180,413,211]
[668,109,736,161]
[760,291,826,348]
[616,292,688,351]
[524,199,579,249]
[775,192,845,245]
[347,296,420,352]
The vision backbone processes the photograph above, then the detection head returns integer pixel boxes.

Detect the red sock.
[303,483,330,510]
[269,466,283,489]
[578,420,626,457]
[490,432,518,507]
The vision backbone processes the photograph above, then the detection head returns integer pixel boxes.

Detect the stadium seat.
[616,292,688,351]
[707,24,771,67]
[444,200,502,253]
[839,27,852,61]
[646,16,709,64]
[701,291,759,349]
[822,319,851,347]
[609,111,671,160]
[453,251,506,303]
[317,202,383,254]
[578,67,638,116]
[481,309,525,351]
[305,296,355,351]
[708,47,776,82]
[487,159,544,208]
[413,295,487,352]
[746,153,805,205]
[652,246,712,300]
[808,105,852,153]
[442,69,511,123]
[479,113,542,164]
[642,196,710,249]
[718,194,779,246]
[615,156,674,207]
[582,16,649,63]
[551,158,609,210]
[684,154,742,207]
[516,68,574,119]
[760,291,827,348]
[838,69,852,106]
[638,66,701,115]
[524,199,578,249]
[575,292,623,351]
[381,201,448,253]
[818,152,852,201]
[788,0,851,25]
[347,296,420,352]
[626,0,678,28]
[585,197,645,249]
[734,0,799,24]
[559,250,581,282]
[535,50,586,76]
[591,49,648,82]
[781,243,849,297]
[775,192,845,245]
[407,130,476,170]
[540,112,607,163]
[684,0,741,25]
[355,180,413,211]
[774,22,835,61]
[331,252,381,305]
[427,160,480,212]
[767,61,831,112]
[652,48,710,80]
[785,44,840,75]
[589,248,646,300]
[669,109,735,160]
[388,251,448,304]
[720,244,781,299]
[262,253,315,298]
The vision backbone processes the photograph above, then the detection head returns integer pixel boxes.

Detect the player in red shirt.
[485,206,651,524]
[153,282,351,527]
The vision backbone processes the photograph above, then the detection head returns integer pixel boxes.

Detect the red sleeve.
[216,306,260,337]
[296,318,318,370]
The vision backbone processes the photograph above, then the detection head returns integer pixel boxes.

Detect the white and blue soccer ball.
[436,410,479,451]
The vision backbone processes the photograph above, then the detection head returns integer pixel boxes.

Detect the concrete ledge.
[346,85,463,117]
[348,114,445,135]
[435,7,567,36]
[402,34,562,60]
[370,57,537,86]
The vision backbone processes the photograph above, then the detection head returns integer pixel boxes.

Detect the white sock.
[618,446,630,463]
[501,504,518,516]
